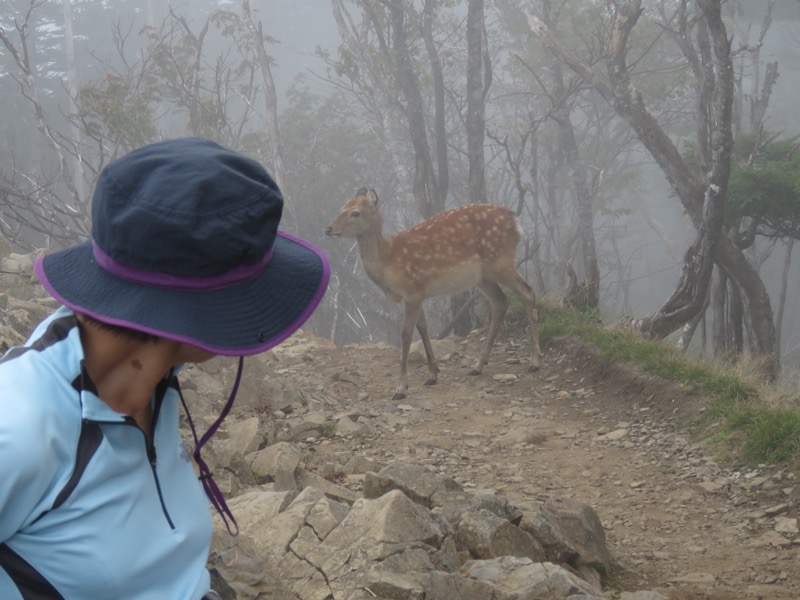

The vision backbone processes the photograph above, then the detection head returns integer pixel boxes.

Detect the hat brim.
[35,232,330,356]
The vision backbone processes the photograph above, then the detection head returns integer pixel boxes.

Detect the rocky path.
[278,331,800,599]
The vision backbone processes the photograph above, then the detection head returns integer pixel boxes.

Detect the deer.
[325,188,541,400]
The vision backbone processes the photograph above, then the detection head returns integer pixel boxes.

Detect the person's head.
[34,137,330,356]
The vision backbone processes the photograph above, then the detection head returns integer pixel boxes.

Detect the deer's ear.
[355,187,369,197]
[367,189,379,207]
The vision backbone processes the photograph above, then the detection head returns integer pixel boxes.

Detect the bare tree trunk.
[241,1,289,221]
[62,0,85,202]
[529,135,548,294]
[711,268,728,357]
[542,0,599,310]
[775,239,794,353]
[712,0,778,363]
[329,275,341,344]
[466,0,488,205]
[677,286,711,352]
[448,0,492,336]
[385,0,438,219]
[421,0,449,207]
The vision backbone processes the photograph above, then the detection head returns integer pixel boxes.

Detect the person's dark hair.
[79,314,161,344]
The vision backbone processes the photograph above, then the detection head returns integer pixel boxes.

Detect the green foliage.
[727,133,800,237]
[334,47,361,82]
[685,132,800,242]
[500,293,530,331]
[77,76,157,149]
[715,406,800,465]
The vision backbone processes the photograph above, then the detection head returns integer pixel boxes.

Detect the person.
[0,137,330,599]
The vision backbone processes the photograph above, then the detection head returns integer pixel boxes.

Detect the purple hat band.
[92,241,274,292]
[34,231,330,357]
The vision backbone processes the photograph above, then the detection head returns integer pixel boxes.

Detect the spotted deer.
[325,188,541,400]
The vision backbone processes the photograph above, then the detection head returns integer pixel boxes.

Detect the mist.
[1,0,799,381]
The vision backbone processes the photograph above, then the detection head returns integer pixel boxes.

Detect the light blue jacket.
[0,307,212,599]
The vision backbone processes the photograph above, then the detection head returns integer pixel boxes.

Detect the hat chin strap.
[178,356,243,536]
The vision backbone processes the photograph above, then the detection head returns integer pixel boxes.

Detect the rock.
[463,557,603,598]
[305,490,459,596]
[455,509,546,562]
[619,592,669,600]
[774,516,799,534]
[342,454,381,475]
[537,498,612,572]
[668,571,717,585]
[519,510,581,566]
[362,570,425,599]
[212,417,262,468]
[295,468,360,505]
[247,442,303,490]
[596,428,628,441]
[208,567,238,600]
[335,414,374,436]
[493,426,548,448]
[363,462,463,507]
[409,338,458,363]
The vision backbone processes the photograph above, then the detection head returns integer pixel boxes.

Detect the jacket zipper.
[92,417,176,530]
[80,367,177,530]
[129,417,176,530]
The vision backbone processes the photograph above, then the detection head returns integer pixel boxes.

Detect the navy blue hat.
[35,137,330,355]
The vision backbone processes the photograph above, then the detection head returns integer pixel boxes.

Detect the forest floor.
[279,326,800,600]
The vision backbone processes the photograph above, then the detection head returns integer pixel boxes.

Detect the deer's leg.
[469,279,509,376]
[395,301,423,400]
[502,272,541,372]
[415,307,439,386]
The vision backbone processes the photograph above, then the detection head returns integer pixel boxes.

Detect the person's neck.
[75,315,180,435]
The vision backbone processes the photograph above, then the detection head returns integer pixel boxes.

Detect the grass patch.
[537,303,800,468]
[539,304,756,405]
[719,408,800,464]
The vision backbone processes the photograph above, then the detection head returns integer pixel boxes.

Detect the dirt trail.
[292,330,800,600]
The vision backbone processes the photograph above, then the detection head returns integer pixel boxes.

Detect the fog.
[1,0,799,381]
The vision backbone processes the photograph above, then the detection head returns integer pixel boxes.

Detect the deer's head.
[325,188,381,238]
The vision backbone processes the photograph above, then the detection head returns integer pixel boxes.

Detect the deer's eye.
[350,210,360,218]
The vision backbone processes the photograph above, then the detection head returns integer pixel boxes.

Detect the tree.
[541,0,599,311]
[0,1,91,247]
[324,0,470,339]
[529,0,779,378]
[466,0,489,206]
[0,1,280,250]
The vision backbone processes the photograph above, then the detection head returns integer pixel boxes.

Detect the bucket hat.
[34,137,330,355]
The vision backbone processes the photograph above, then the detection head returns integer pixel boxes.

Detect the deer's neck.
[356,224,394,292]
